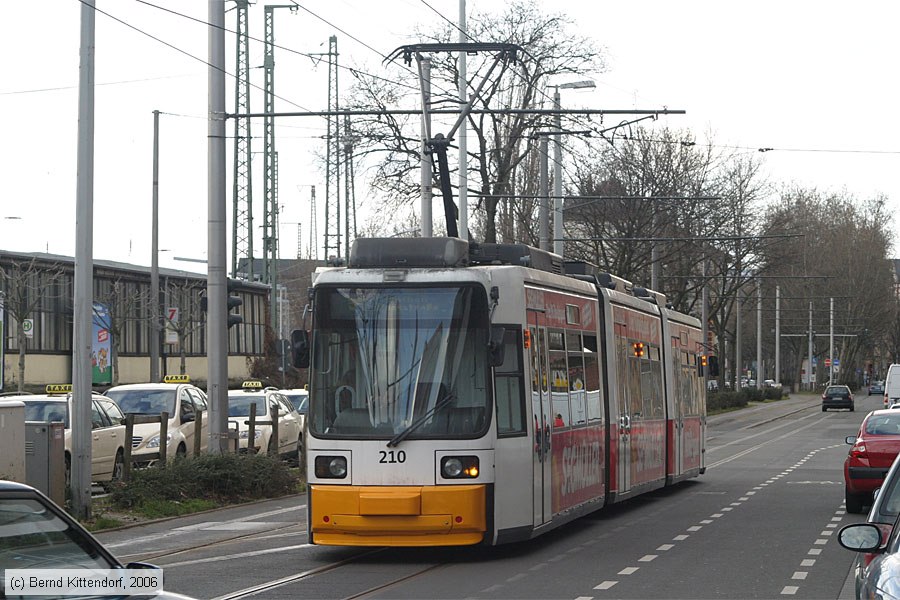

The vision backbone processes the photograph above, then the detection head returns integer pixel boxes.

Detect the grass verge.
[82,453,303,532]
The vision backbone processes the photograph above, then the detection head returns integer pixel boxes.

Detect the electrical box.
[25,421,66,506]
[0,400,26,482]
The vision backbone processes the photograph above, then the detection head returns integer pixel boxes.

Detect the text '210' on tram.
[290,237,708,547]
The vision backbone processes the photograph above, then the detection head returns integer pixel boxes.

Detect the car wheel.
[850,405,855,412]
[176,443,187,459]
[268,438,278,457]
[846,488,867,514]
[112,450,125,481]
[822,406,827,412]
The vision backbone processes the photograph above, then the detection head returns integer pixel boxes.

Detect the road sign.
[165,307,179,345]
[834,359,840,367]
[22,318,33,339]
[824,358,831,367]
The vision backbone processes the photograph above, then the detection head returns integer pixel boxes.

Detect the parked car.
[839,506,900,600]
[227,381,303,461]
[0,479,194,599]
[822,384,854,412]
[871,381,886,396]
[279,388,309,452]
[104,375,209,467]
[845,453,900,597]
[5,385,127,485]
[845,410,900,513]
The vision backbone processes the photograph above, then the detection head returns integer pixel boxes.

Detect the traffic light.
[227,294,243,328]
[198,289,242,328]
[632,342,645,357]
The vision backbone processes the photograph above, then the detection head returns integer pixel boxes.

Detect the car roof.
[0,479,38,492]
[106,383,188,390]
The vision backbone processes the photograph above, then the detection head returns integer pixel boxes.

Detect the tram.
[292,236,706,547]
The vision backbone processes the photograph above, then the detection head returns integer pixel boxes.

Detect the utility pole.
[208,0,229,455]
[150,110,161,383]
[775,285,781,385]
[72,0,96,520]
[457,0,468,240]
[829,296,834,385]
[552,89,563,257]
[735,286,742,391]
[539,135,549,251]
[343,114,357,259]
[756,279,762,389]
[420,55,433,237]
[701,257,709,379]
[309,185,317,259]
[231,0,253,280]
[808,301,814,391]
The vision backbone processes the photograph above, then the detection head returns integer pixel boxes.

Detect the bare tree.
[162,278,207,376]
[0,258,66,391]
[344,0,604,241]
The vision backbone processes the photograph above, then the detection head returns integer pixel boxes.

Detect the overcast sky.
[4,0,899,274]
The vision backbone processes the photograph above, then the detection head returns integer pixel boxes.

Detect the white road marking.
[808,548,822,555]
[711,513,724,518]
[657,544,674,551]
[721,507,733,511]
[673,535,689,541]
[781,586,798,595]
[820,530,833,536]
[618,567,639,575]
[594,581,617,590]
[792,572,807,580]
[638,555,657,562]
[801,559,815,567]
[814,539,828,545]
[700,520,713,524]
[687,526,702,532]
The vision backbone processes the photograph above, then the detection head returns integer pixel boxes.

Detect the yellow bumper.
[310,484,486,546]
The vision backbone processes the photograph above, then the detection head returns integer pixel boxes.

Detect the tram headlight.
[314,455,348,479]
[441,456,479,479]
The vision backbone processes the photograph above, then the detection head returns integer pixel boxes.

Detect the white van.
[884,364,900,408]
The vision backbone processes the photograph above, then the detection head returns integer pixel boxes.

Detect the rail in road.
[97,393,871,599]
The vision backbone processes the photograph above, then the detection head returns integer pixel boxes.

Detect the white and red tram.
[294,237,706,547]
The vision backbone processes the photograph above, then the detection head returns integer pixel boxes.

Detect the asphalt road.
[96,392,875,599]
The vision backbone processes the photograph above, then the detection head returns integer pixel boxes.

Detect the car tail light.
[822,393,827,400]
[887,394,891,408]
[850,443,868,459]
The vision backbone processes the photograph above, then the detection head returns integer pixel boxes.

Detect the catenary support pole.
[150,110,160,383]
[72,0,96,521]
[420,56,432,237]
[457,0,468,240]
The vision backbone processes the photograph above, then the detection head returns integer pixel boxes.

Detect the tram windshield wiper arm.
[387,393,455,448]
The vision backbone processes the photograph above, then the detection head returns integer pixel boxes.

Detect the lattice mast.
[231,0,253,279]
[323,36,341,261]
[263,5,295,328]
[309,185,318,260]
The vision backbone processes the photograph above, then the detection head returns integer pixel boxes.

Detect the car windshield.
[866,414,900,435]
[0,497,115,572]
[825,387,848,396]
[105,389,176,416]
[283,394,307,413]
[309,285,491,440]
[228,395,268,418]
[22,401,69,427]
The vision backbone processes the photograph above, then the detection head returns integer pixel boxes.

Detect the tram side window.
[648,346,664,419]
[583,334,602,422]
[566,332,586,425]
[495,327,526,437]
[549,344,570,427]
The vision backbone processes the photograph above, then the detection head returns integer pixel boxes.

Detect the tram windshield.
[309,285,491,440]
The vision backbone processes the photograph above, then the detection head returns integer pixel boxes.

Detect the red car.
[845,410,900,513]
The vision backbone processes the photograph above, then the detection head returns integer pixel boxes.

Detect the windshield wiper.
[387,393,455,448]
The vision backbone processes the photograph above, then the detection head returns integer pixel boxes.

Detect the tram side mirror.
[488,326,507,367]
[291,329,310,369]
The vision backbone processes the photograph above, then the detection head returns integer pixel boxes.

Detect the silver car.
[843,453,900,598]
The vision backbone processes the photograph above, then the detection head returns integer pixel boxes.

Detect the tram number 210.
[379,450,407,464]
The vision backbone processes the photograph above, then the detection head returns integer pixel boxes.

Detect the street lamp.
[552,80,595,257]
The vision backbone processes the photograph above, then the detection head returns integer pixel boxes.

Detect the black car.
[0,480,194,599]
[822,385,854,411]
